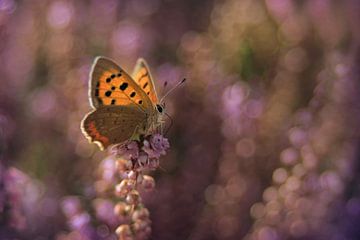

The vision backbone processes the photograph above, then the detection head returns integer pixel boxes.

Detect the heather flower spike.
[111,134,170,239]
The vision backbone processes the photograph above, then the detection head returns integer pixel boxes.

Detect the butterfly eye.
[156,104,163,113]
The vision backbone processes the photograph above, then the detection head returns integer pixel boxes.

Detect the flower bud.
[115,179,135,198]
[115,224,133,240]
[132,207,150,221]
[114,202,130,217]
[127,170,137,180]
[126,190,141,205]
[136,173,144,184]
[137,153,148,168]
[115,184,128,198]
[116,159,133,173]
[132,219,149,232]
[142,175,155,191]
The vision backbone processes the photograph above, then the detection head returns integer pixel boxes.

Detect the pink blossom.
[112,141,139,160]
[137,151,149,167]
[142,134,170,159]
[142,140,160,159]
[112,134,169,171]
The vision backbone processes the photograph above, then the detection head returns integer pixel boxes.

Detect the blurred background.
[1,0,360,239]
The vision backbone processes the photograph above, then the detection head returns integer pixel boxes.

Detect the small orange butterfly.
[81,57,165,150]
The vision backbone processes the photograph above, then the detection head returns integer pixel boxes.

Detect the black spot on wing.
[130,92,136,98]
[120,82,128,91]
[105,91,112,97]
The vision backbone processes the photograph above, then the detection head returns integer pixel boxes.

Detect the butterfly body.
[81,57,163,150]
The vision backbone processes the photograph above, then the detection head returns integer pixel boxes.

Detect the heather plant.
[111,134,169,239]
[59,134,170,240]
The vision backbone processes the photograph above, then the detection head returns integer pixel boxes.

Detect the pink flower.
[112,141,139,160]
[111,134,169,171]
[137,151,149,167]
[142,140,160,159]
[142,134,170,159]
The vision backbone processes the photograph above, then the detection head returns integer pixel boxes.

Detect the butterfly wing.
[81,105,147,150]
[132,58,159,105]
[89,57,153,112]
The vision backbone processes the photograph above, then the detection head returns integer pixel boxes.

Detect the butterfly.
[81,57,165,150]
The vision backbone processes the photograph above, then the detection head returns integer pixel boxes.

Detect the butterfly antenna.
[164,112,173,136]
[160,78,186,103]
[161,81,168,97]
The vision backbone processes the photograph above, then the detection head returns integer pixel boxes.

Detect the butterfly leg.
[154,115,165,135]
[129,125,141,141]
[129,120,148,141]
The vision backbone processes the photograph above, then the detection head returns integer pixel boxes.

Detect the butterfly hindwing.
[132,58,158,105]
[89,57,152,111]
[81,105,147,150]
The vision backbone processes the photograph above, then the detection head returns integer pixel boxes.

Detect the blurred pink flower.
[61,196,82,219]
[93,198,119,227]
[69,212,91,230]
[0,166,28,231]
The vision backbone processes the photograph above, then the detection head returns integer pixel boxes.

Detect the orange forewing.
[90,57,152,111]
[132,59,158,105]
